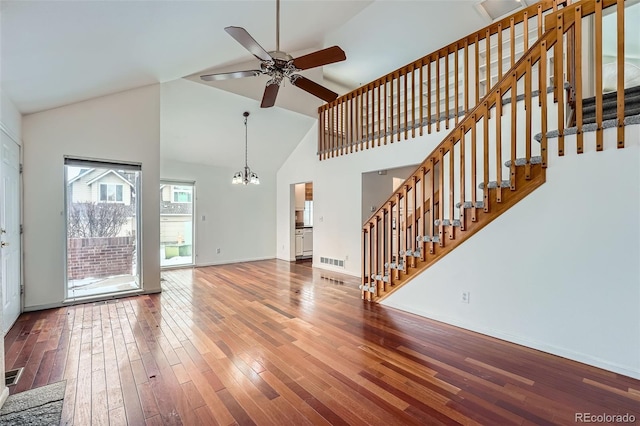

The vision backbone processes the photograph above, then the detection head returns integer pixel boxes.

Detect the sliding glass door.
[65,158,142,299]
[160,180,194,267]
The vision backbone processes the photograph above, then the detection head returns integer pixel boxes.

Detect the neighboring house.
[67,168,135,205]
[66,168,137,237]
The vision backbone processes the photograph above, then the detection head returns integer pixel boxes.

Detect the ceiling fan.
[200,0,346,108]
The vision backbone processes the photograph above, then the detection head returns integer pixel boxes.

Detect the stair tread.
[505,156,543,167]
[455,201,485,209]
[434,219,461,227]
[535,113,640,142]
[479,180,510,189]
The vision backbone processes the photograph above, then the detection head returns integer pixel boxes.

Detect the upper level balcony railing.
[317,0,573,160]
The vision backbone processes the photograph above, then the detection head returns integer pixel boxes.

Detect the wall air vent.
[320,257,345,268]
[476,0,527,21]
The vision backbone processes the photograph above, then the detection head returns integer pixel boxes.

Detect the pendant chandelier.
[232,111,260,185]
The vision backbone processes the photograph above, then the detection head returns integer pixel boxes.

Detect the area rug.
[0,380,66,425]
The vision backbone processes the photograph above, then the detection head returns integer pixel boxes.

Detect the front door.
[1,130,21,334]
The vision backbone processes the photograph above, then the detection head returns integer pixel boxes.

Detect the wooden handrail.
[359,0,628,300]
[318,0,573,159]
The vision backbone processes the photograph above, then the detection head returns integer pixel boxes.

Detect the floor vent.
[5,367,24,386]
[320,257,345,268]
[321,275,345,285]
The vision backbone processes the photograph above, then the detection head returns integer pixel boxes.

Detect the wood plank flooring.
[5,259,640,425]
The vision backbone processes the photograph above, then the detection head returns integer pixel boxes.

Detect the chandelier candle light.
[232,111,260,185]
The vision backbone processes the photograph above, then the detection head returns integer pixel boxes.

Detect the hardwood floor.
[4,259,640,425]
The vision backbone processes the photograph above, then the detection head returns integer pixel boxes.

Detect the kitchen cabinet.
[305,182,313,200]
[295,228,312,257]
[295,184,305,211]
[302,228,313,256]
[295,229,303,256]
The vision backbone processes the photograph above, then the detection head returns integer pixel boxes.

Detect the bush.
[68,202,133,238]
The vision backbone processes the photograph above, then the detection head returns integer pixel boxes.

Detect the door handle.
[0,241,8,248]
[0,228,5,234]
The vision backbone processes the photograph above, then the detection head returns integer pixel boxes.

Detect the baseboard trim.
[195,256,276,268]
[312,263,359,277]
[23,302,65,312]
[0,386,9,410]
[276,255,296,262]
[383,302,640,380]
[24,288,161,312]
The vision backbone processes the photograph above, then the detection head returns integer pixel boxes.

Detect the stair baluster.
[525,56,533,180]
[616,0,625,149]
[575,6,584,154]
[496,89,504,201]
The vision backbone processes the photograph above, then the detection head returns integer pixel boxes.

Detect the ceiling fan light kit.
[200,0,347,108]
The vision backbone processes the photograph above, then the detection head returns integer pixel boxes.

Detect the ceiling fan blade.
[291,76,338,103]
[225,26,273,62]
[261,83,280,108]
[200,70,262,81]
[292,46,346,70]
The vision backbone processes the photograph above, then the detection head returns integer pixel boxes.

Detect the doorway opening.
[160,180,194,267]
[64,158,142,300]
[294,182,313,260]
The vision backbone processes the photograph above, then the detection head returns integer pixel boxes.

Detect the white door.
[1,131,21,334]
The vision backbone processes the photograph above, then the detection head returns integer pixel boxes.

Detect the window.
[172,185,192,203]
[65,157,142,300]
[100,183,124,202]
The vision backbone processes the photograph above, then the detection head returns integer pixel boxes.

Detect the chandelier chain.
[244,114,248,169]
[232,111,259,185]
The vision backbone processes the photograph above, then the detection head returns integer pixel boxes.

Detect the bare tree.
[68,202,132,238]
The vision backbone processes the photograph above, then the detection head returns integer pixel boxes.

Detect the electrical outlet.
[461,291,470,304]
[216,248,221,254]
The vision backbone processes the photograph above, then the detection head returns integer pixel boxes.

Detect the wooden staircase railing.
[317,0,573,160]
[359,0,631,301]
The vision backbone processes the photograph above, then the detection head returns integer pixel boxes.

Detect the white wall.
[383,126,640,379]
[0,89,21,408]
[277,122,450,275]
[22,85,161,310]
[1,89,22,142]
[161,159,276,266]
[362,165,418,224]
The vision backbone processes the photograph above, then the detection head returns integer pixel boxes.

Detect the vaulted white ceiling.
[1,0,493,171]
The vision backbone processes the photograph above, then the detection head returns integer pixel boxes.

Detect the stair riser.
[580,85,640,108]
[582,98,640,115]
